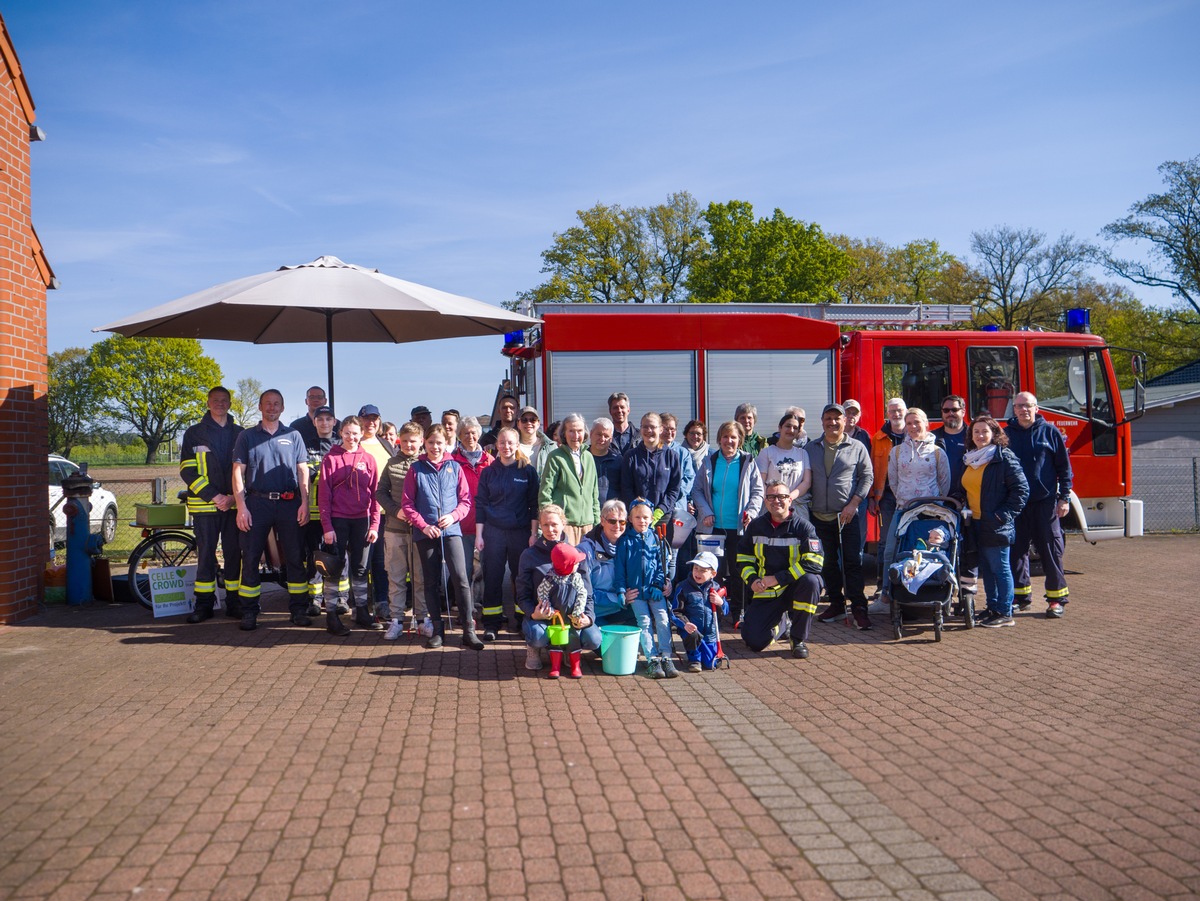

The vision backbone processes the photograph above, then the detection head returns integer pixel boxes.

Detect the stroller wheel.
[964,603,975,629]
[934,620,943,641]
[892,619,904,641]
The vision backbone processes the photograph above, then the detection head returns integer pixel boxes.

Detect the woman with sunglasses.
[515,405,556,477]
[579,499,636,629]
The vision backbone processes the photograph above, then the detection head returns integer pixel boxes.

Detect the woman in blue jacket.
[951,416,1029,628]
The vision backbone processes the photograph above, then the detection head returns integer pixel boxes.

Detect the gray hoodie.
[807,434,873,518]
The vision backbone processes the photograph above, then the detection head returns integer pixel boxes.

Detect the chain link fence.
[1132,456,1200,533]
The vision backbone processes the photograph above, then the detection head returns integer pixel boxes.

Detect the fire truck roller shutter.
[704,350,834,431]
[545,351,697,424]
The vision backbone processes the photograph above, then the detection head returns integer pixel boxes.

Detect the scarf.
[688,441,710,471]
[963,445,998,469]
[460,447,484,467]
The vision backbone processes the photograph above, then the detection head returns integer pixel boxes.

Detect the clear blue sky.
[10,0,1199,424]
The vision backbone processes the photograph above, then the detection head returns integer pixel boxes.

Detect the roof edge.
[0,13,36,125]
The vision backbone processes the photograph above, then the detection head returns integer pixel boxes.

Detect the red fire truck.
[501,303,1146,542]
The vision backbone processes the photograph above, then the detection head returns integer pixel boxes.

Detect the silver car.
[49,454,119,548]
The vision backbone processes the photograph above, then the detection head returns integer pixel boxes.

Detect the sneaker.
[645,657,664,679]
[384,620,404,641]
[1016,599,1032,611]
[792,641,809,659]
[976,609,998,626]
[852,608,872,630]
[482,630,498,643]
[866,598,890,615]
[425,633,443,649]
[817,606,846,624]
[418,617,434,638]
[981,614,1015,628]
[525,647,543,671]
[1046,602,1064,619]
[687,661,702,673]
[660,656,680,679]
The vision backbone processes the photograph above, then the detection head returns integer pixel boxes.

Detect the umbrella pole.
[325,312,336,413]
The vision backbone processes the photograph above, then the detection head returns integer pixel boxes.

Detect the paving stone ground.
[1,533,1198,900]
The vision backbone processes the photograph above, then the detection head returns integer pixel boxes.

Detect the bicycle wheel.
[127,531,199,610]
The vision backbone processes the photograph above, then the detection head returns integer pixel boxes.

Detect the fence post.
[153,478,166,505]
[1194,458,1199,531]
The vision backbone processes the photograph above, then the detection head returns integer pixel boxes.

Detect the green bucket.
[599,625,642,676]
[546,623,571,646]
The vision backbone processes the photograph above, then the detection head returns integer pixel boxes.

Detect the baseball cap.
[358,404,381,417]
[551,542,586,576]
[842,398,861,412]
[314,406,336,418]
[519,405,539,418]
[822,403,846,417]
[686,551,720,571]
[410,405,431,417]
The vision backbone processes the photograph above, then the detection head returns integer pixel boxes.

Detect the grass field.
[88,465,187,562]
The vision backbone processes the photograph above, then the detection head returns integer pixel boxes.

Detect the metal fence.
[99,475,188,560]
[1131,456,1200,533]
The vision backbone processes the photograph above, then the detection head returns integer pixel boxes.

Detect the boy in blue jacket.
[669,551,725,672]
[615,498,676,678]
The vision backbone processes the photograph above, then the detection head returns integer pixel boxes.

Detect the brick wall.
[0,18,49,624]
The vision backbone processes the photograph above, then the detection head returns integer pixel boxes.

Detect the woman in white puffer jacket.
[881,408,951,600]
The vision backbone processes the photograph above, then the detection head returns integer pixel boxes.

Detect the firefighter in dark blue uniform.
[737,480,825,659]
[180,386,244,623]
[232,389,312,630]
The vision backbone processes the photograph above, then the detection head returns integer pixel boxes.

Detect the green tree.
[970,226,1092,329]
[47,347,102,457]
[892,239,957,306]
[231,377,262,427]
[518,191,707,307]
[831,235,897,304]
[87,336,221,463]
[687,201,851,304]
[1100,155,1200,316]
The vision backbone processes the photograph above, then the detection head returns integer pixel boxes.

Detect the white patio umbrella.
[95,255,539,409]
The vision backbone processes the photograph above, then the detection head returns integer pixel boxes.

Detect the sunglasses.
[942,407,962,413]
[765,494,790,502]
[520,416,539,423]
[603,518,627,526]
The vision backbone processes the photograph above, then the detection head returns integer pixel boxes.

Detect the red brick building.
[0,13,55,623]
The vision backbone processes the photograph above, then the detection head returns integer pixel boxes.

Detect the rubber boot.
[187,597,214,624]
[223,594,242,618]
[327,606,351,636]
[461,627,484,651]
[239,610,258,631]
[548,650,563,679]
[568,650,583,679]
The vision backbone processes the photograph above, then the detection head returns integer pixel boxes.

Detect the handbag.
[313,542,344,581]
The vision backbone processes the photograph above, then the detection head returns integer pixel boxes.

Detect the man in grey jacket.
[809,404,874,630]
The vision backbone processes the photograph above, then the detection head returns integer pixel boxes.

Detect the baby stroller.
[887,497,969,641]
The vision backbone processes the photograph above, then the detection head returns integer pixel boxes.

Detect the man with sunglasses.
[737,480,825,659]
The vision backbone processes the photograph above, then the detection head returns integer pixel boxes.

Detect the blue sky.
[10,0,1199,424]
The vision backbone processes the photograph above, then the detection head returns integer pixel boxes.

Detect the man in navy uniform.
[180,385,244,623]
[232,389,312,630]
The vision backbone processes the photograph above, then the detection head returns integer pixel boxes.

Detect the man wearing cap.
[809,403,875,630]
[289,385,338,449]
[737,480,825,658]
[181,386,244,624]
[668,550,724,671]
[303,405,349,616]
[358,404,394,619]
[410,405,434,432]
[232,389,312,630]
[516,405,556,475]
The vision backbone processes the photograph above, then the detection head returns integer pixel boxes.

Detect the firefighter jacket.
[1004,413,1073,504]
[180,413,243,515]
[737,511,824,601]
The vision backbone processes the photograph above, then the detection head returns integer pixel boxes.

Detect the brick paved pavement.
[1,534,1197,900]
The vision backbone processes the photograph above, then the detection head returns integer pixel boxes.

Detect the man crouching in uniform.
[181,385,244,623]
[737,479,825,659]
[232,389,312,630]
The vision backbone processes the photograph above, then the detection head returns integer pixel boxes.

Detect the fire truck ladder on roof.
[528,302,976,327]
